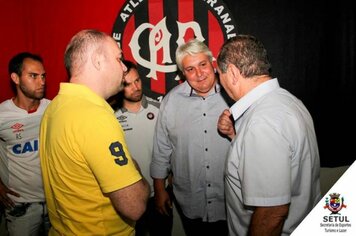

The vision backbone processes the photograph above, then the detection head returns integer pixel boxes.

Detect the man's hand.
[0,180,20,208]
[153,178,172,216]
[218,109,235,140]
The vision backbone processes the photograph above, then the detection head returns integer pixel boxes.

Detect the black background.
[223,0,355,167]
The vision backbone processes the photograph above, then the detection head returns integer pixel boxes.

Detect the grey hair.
[175,39,213,71]
[217,35,271,78]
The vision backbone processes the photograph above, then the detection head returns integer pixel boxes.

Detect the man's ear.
[10,72,19,85]
[91,50,103,71]
[228,64,240,85]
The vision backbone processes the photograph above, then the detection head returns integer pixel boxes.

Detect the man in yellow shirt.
[40,29,150,236]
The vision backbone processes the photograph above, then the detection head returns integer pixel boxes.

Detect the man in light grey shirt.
[150,39,231,236]
[217,35,321,236]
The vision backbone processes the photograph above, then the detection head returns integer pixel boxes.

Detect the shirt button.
[205,148,208,151]
[203,113,206,116]
[208,184,211,187]
[204,130,207,133]
[208,201,212,204]
[206,165,210,169]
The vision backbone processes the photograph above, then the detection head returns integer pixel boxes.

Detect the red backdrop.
[1,0,354,167]
[0,0,125,102]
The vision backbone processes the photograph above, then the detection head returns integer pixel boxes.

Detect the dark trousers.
[135,196,173,236]
[175,201,228,236]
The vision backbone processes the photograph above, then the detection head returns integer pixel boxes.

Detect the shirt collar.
[230,78,280,121]
[59,82,114,113]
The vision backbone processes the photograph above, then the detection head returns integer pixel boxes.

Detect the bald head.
[63,29,127,99]
[64,29,108,78]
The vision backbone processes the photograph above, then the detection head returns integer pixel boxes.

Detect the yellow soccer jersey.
[40,83,141,235]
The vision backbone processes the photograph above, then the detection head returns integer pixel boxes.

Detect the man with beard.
[0,52,50,235]
[114,60,173,236]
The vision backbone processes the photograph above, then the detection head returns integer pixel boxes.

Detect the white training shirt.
[115,95,159,196]
[0,98,50,203]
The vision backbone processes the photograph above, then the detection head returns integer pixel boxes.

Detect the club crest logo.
[112,0,238,101]
[324,193,347,214]
[146,112,155,120]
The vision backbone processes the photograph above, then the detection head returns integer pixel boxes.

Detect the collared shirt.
[115,95,160,197]
[225,78,321,235]
[40,83,141,235]
[151,80,230,222]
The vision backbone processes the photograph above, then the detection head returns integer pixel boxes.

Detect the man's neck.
[123,100,142,113]
[12,95,41,113]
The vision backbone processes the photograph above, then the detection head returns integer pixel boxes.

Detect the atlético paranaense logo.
[112,0,238,102]
[324,193,347,214]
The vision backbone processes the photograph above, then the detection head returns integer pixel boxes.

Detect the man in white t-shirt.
[0,52,50,236]
[113,60,173,236]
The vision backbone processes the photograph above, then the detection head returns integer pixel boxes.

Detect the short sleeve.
[82,111,142,193]
[241,122,291,207]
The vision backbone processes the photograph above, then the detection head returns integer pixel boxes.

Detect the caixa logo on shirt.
[12,140,38,154]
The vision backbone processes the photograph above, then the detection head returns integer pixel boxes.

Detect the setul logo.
[112,0,238,101]
[324,193,347,214]
[321,193,351,233]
